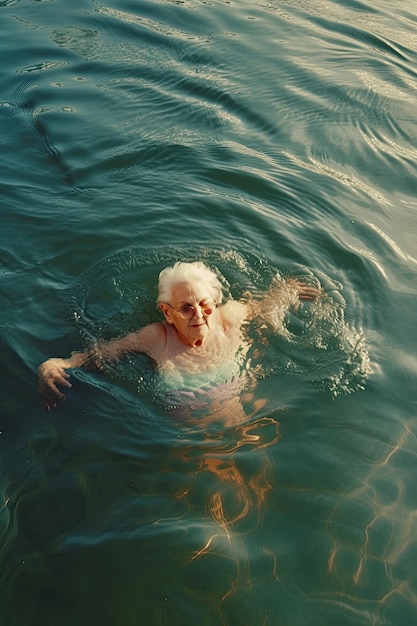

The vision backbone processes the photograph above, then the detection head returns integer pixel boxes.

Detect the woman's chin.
[189,323,208,342]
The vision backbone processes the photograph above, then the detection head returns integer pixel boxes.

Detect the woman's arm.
[220,276,323,330]
[38,323,164,408]
[231,276,322,322]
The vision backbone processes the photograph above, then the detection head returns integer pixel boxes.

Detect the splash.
[259,272,371,397]
[67,246,370,402]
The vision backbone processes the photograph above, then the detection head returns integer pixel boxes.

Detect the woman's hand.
[38,358,72,409]
[287,278,323,301]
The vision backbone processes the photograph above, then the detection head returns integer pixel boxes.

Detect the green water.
[1,0,417,624]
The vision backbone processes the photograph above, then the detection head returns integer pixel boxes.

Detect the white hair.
[157,261,223,307]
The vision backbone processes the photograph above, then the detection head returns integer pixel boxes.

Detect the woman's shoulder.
[138,321,166,340]
[132,322,166,359]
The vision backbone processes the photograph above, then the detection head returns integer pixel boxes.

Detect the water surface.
[1,0,417,624]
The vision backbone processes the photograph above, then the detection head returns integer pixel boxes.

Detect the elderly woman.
[38,261,321,413]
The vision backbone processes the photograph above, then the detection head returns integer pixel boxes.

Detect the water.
[1,0,417,624]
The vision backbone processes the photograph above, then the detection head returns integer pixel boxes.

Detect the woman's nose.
[192,304,204,319]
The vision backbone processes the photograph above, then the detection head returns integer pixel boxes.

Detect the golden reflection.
[161,400,417,621]
[325,420,417,613]
[164,409,282,607]
[195,414,281,530]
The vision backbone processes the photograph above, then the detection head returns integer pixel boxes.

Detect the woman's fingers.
[39,365,73,408]
[51,369,72,388]
[294,281,323,300]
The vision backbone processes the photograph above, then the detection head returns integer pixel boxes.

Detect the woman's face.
[160,280,218,347]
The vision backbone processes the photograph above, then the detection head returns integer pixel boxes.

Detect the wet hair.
[157,261,223,307]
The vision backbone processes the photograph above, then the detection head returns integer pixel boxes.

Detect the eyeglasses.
[165,301,217,319]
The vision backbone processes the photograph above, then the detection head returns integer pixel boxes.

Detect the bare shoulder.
[131,322,166,357]
[99,322,165,361]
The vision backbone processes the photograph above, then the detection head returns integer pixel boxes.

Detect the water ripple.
[2,0,417,624]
